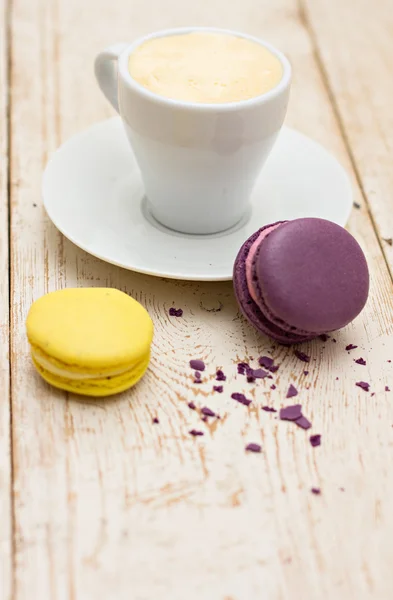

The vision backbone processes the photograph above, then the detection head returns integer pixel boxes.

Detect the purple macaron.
[233,218,369,344]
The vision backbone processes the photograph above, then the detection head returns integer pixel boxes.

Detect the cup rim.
[118,26,292,111]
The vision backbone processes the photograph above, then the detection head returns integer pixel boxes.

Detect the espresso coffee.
[128,32,283,104]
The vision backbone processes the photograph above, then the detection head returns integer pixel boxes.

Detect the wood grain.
[301,0,393,275]
[8,0,393,598]
[0,0,11,598]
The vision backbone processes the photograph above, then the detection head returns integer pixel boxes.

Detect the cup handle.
[94,43,128,113]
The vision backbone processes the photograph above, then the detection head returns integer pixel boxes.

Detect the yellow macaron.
[26,288,154,397]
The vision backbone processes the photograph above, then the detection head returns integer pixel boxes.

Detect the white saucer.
[43,117,352,281]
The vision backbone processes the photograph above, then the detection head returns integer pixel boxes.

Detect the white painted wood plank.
[0,0,12,598]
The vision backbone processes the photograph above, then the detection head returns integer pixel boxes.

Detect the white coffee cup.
[95,27,291,235]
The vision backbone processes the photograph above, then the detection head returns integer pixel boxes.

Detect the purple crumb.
[310,434,321,447]
[201,407,216,417]
[189,429,204,436]
[332,339,337,343]
[311,487,321,495]
[250,368,270,379]
[152,417,159,424]
[269,365,279,373]
[270,384,276,390]
[259,356,274,369]
[169,307,183,317]
[262,405,277,413]
[386,386,391,392]
[216,370,226,382]
[187,402,196,410]
[194,378,202,384]
[356,381,370,392]
[355,358,366,366]
[319,334,330,342]
[294,350,310,363]
[346,344,358,351]
[280,404,302,421]
[304,371,309,376]
[237,362,249,375]
[295,416,312,430]
[231,393,252,407]
[194,371,201,379]
[371,392,375,397]
[245,443,262,453]
[190,359,205,372]
[213,385,223,393]
[201,415,208,422]
[286,384,298,398]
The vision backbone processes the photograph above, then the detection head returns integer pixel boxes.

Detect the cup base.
[143,197,251,237]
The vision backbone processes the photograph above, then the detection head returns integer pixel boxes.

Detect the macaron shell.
[255,218,369,333]
[233,226,314,344]
[32,353,150,397]
[27,288,153,369]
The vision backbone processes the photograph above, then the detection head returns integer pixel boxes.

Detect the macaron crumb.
[356,381,370,392]
[280,404,302,421]
[190,359,205,371]
[286,384,298,398]
[201,406,216,417]
[310,434,321,447]
[216,369,226,381]
[270,384,277,390]
[355,358,366,366]
[231,392,252,406]
[346,344,358,351]
[188,402,196,410]
[169,307,183,317]
[152,417,159,424]
[189,429,204,436]
[295,416,312,430]
[304,370,309,376]
[294,350,310,363]
[311,487,321,495]
[245,443,262,453]
[213,385,223,393]
[386,386,391,392]
[259,356,274,370]
[250,368,270,379]
[319,334,330,342]
[237,362,249,375]
[262,405,277,413]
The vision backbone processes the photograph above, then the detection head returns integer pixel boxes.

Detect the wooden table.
[1,0,393,598]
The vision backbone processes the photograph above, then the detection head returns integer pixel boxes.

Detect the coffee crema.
[128,32,283,104]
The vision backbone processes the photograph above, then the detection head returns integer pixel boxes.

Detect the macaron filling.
[31,347,139,381]
[245,223,282,306]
